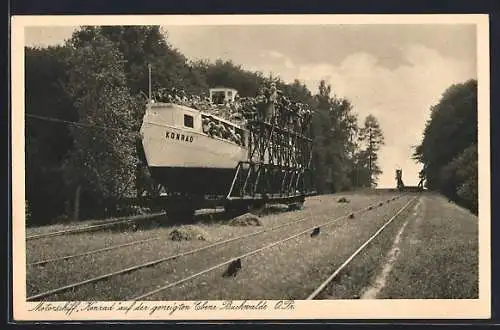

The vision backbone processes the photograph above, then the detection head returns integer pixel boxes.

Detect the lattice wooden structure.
[226,118,314,202]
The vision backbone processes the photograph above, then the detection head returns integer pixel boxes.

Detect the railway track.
[27,194,406,301]
[27,206,325,266]
[130,195,417,301]
[26,212,167,241]
[27,195,395,266]
[306,195,417,299]
[28,237,162,267]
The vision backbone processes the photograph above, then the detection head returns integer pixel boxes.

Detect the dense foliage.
[25,26,385,226]
[25,45,75,223]
[63,34,140,219]
[413,79,478,213]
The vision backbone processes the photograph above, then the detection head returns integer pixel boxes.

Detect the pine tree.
[311,80,360,192]
[358,114,385,187]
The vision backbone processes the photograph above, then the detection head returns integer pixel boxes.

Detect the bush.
[457,177,478,214]
[439,145,478,214]
[53,214,70,224]
[454,146,478,214]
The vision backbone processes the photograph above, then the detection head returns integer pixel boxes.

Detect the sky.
[24,24,477,188]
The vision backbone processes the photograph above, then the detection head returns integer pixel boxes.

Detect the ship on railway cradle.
[137,67,315,221]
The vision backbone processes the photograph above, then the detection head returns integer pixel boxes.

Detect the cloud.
[255,50,296,72]
[25,27,76,47]
[246,44,476,187]
[267,50,285,59]
[294,44,476,187]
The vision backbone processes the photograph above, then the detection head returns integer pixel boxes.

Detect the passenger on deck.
[222,124,232,140]
[265,83,278,124]
[235,132,242,146]
[280,96,292,128]
[254,94,266,122]
[241,97,258,121]
[301,108,312,135]
[215,122,225,138]
[227,127,239,144]
[207,120,218,137]
[229,112,244,125]
[154,87,315,142]
[202,116,211,134]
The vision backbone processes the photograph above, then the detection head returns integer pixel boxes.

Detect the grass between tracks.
[26,191,479,301]
[314,196,418,299]
[377,193,478,299]
[309,192,478,300]
[144,195,413,300]
[27,192,388,300]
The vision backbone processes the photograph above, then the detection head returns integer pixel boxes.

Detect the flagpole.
[148,63,152,106]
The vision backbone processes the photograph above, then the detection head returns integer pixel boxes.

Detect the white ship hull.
[141,121,248,169]
[139,102,250,195]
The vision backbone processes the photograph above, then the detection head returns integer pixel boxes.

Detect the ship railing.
[246,119,313,142]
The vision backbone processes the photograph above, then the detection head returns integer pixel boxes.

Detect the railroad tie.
[222,258,242,277]
[310,227,320,237]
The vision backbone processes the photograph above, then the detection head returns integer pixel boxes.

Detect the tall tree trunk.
[73,184,81,222]
[355,164,359,188]
[64,200,71,222]
[368,128,373,187]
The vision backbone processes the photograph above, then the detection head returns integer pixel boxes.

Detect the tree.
[63,34,139,220]
[25,45,76,225]
[278,79,314,105]
[70,26,209,97]
[311,80,360,192]
[193,59,266,97]
[413,79,477,212]
[358,114,385,187]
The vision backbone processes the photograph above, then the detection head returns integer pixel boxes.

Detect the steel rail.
[306,195,419,300]
[28,237,162,266]
[27,195,381,266]
[129,195,410,300]
[26,212,166,241]
[27,195,401,301]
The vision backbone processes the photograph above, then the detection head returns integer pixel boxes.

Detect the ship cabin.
[209,87,239,105]
[145,99,246,147]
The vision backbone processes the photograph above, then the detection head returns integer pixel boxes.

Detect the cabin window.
[211,91,226,105]
[184,114,194,128]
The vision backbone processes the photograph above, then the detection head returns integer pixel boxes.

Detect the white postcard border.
[11,14,491,321]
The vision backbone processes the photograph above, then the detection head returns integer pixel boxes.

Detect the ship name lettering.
[166,130,194,143]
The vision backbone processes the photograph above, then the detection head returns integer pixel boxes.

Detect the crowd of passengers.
[153,82,313,144]
[201,115,244,146]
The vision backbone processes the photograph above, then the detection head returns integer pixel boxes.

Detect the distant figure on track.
[310,227,320,237]
[417,177,425,190]
[223,258,242,277]
[395,168,404,190]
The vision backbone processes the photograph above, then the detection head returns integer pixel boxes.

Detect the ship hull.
[148,166,235,195]
[140,120,247,195]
